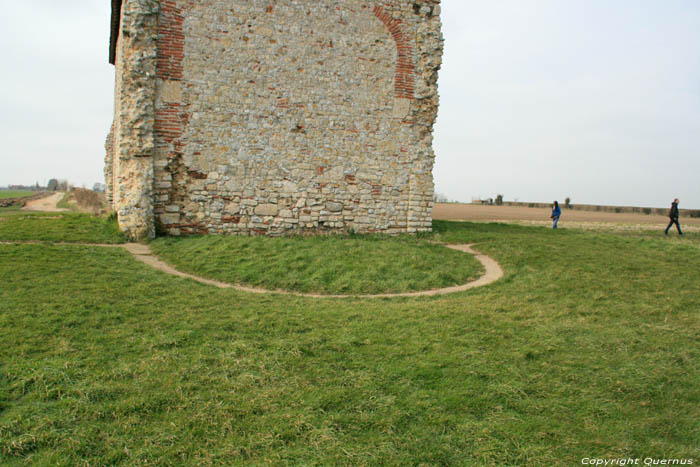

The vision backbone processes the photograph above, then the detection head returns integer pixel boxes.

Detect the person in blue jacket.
[551,200,561,229]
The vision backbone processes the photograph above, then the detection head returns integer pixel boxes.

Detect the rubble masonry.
[107,0,443,239]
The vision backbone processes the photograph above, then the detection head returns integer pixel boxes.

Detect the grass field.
[1,214,698,465]
[0,190,36,200]
[0,209,125,244]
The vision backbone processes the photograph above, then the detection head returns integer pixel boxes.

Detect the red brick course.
[373,5,415,99]
[157,1,184,81]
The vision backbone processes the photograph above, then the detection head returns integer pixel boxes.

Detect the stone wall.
[108,0,443,238]
[107,0,159,240]
[104,122,114,206]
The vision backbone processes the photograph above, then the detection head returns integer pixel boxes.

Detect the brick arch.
[373,5,415,100]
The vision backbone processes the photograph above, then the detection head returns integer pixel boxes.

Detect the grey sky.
[1,1,698,208]
[435,0,700,208]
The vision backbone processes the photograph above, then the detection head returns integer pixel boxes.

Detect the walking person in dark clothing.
[551,201,561,229]
[665,198,683,235]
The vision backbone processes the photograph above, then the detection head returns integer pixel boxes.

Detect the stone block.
[327,202,343,212]
[225,202,240,214]
[159,80,183,102]
[254,204,278,216]
[160,213,180,225]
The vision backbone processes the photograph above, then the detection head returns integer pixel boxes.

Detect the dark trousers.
[665,217,682,235]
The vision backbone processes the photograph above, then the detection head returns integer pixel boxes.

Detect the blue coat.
[552,206,561,218]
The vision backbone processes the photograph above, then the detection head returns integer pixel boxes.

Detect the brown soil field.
[433,203,700,232]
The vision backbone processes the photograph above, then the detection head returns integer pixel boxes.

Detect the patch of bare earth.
[433,203,700,232]
[22,192,68,212]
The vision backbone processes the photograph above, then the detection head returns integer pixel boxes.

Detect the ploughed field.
[0,207,698,465]
[434,203,700,232]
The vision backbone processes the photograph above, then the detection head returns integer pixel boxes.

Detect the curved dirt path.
[22,192,68,212]
[0,241,504,298]
[122,243,504,298]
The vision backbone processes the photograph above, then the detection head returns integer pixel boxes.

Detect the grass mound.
[150,234,484,295]
[57,189,107,213]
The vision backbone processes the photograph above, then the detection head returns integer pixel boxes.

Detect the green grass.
[0,190,36,199]
[1,217,699,465]
[55,192,76,211]
[0,210,125,244]
[150,234,484,294]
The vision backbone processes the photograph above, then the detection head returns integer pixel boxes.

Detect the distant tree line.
[432,192,465,204]
[6,179,104,192]
[47,179,69,191]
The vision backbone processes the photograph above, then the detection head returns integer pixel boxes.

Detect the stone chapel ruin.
[106,0,443,239]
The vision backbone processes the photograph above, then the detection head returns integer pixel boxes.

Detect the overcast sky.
[1,0,698,208]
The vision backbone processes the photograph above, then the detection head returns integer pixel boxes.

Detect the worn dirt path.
[22,192,67,212]
[1,240,504,298]
[123,243,504,298]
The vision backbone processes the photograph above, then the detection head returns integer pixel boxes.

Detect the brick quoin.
[157,1,185,81]
[373,5,415,99]
[154,1,189,234]
[155,1,187,148]
[155,103,185,143]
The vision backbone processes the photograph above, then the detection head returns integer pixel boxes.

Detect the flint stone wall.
[107,0,443,239]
